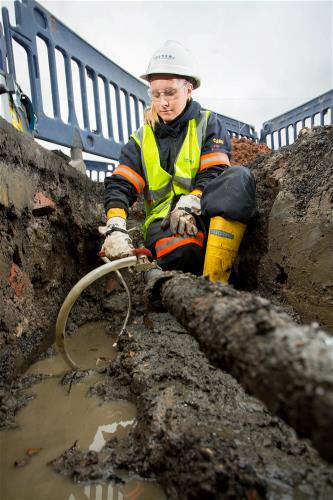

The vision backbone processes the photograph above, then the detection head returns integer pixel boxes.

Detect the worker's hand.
[161,194,201,236]
[99,217,134,260]
[174,194,201,216]
[169,209,198,236]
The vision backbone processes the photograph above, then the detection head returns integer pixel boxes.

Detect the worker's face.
[148,76,193,123]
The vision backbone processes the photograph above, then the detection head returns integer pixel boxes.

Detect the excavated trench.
[0,119,333,499]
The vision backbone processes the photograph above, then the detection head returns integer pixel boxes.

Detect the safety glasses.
[147,82,188,101]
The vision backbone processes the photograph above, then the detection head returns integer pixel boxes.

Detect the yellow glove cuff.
[190,189,203,198]
[107,208,127,220]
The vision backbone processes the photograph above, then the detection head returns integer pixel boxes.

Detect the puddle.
[0,322,166,500]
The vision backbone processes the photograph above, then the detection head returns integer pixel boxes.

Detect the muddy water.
[0,322,166,500]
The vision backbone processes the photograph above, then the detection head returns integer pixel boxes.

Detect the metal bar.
[124,89,132,136]
[64,53,76,126]
[104,80,113,139]
[2,8,15,78]
[114,84,124,143]
[92,70,102,134]
[286,127,289,146]
[79,61,89,130]
[47,38,60,118]
[133,95,140,129]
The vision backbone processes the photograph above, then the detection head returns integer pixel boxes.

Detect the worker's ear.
[186,81,193,101]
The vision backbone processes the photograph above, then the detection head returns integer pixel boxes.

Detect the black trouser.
[145,166,256,274]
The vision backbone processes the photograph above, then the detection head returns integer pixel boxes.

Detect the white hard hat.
[140,40,201,89]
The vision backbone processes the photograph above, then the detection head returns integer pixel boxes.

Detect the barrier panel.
[1,0,150,160]
[0,0,258,174]
[0,22,6,72]
[2,1,331,172]
[260,90,333,149]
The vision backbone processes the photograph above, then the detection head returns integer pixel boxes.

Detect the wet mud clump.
[51,310,333,499]
[147,272,333,461]
[231,137,272,165]
[0,373,49,429]
[237,126,333,332]
[0,119,111,382]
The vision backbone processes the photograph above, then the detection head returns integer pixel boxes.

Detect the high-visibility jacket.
[131,110,210,237]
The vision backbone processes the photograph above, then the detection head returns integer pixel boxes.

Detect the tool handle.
[133,247,153,260]
[98,247,153,260]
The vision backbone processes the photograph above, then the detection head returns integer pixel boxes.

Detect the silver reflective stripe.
[150,199,172,217]
[131,130,141,147]
[156,232,204,254]
[196,110,209,149]
[157,235,193,253]
[149,181,172,201]
[173,176,194,190]
[174,110,209,167]
[209,229,234,239]
[134,126,152,201]
[200,153,227,169]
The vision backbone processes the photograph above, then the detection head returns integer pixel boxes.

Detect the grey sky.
[33,0,333,133]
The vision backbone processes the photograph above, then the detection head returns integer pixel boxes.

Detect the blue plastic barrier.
[1,0,149,160]
[85,159,115,181]
[217,112,257,141]
[260,90,333,149]
[0,0,258,169]
[0,22,6,72]
[2,1,331,171]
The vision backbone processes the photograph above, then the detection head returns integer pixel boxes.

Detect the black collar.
[155,100,202,138]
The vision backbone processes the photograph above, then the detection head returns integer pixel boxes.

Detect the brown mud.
[231,137,272,166]
[50,309,333,499]
[236,127,333,332]
[146,271,333,461]
[1,120,333,498]
[0,321,165,500]
[0,118,117,382]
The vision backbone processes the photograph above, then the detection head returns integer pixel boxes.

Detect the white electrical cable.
[55,256,137,370]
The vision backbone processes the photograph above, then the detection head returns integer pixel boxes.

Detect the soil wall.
[1,119,333,498]
[235,128,333,333]
[1,121,332,385]
[0,119,106,383]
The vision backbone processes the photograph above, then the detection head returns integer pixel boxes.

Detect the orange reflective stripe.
[199,152,230,171]
[112,164,145,193]
[155,231,204,259]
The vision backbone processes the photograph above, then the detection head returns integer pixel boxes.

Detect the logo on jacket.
[213,138,224,144]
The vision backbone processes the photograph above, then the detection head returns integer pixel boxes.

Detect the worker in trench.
[101,40,256,283]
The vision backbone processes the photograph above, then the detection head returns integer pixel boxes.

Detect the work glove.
[98,216,134,260]
[161,194,201,236]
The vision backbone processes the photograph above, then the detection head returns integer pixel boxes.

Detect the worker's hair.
[144,103,159,129]
[144,78,193,129]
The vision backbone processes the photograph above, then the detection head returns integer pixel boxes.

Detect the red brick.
[7,263,29,298]
[32,192,56,215]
